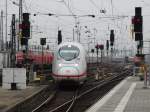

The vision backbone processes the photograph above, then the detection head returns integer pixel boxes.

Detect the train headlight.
[58,64,62,67]
[75,64,78,66]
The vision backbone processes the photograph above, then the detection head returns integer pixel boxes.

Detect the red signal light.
[95,44,104,50]
[95,44,99,49]
[99,45,104,50]
[134,18,141,24]
[22,23,30,29]
[132,17,134,24]
[133,16,143,32]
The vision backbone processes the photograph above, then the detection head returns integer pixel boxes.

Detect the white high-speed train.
[52,42,87,84]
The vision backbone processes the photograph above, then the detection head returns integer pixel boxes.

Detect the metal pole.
[5,0,8,50]
[73,28,74,41]
[144,69,147,88]
[92,52,94,63]
[111,47,113,61]
[77,21,79,42]
[0,11,1,50]
[1,11,4,51]
[96,48,98,66]
[42,45,44,74]
[42,45,43,66]
[107,50,108,56]
[0,11,4,51]
[88,43,90,63]
[79,26,81,43]
[11,14,16,67]
[93,28,96,46]
[18,0,23,51]
[101,50,102,63]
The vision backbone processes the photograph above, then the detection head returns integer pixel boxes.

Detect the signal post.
[110,30,115,61]
[132,7,143,55]
[20,13,30,84]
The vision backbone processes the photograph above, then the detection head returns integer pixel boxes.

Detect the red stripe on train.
[52,72,87,78]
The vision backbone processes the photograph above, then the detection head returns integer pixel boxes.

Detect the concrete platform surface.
[86,76,150,112]
[0,85,46,112]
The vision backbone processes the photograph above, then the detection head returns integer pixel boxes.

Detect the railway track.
[31,64,132,112]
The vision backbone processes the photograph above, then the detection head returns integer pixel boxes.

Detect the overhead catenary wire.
[61,0,76,18]
[89,0,100,10]
[23,0,29,12]
[70,0,88,14]
[8,0,148,47]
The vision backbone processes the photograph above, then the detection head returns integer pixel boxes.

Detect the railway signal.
[135,33,143,41]
[133,16,143,33]
[95,44,99,65]
[133,7,143,54]
[95,44,104,64]
[110,30,114,46]
[40,38,46,45]
[95,44,99,49]
[91,49,94,53]
[109,30,115,58]
[99,44,104,63]
[40,38,46,75]
[106,40,109,56]
[58,30,62,45]
[22,13,30,37]
[91,49,95,63]
[11,14,16,68]
[133,7,143,41]
[99,45,104,50]
[133,7,143,33]
[106,40,109,50]
[20,38,28,45]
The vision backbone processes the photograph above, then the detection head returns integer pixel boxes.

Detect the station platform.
[86,76,150,112]
[0,85,47,112]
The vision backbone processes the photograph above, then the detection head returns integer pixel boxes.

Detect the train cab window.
[59,45,80,61]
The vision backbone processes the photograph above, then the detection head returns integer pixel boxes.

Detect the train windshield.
[59,45,80,61]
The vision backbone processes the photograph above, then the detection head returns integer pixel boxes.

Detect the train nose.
[58,67,79,76]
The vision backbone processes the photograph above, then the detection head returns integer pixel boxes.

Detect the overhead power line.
[61,0,76,18]
[89,0,106,14]
[32,12,95,18]
[89,0,100,10]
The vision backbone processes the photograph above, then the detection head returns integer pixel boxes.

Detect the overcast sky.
[0,0,150,54]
